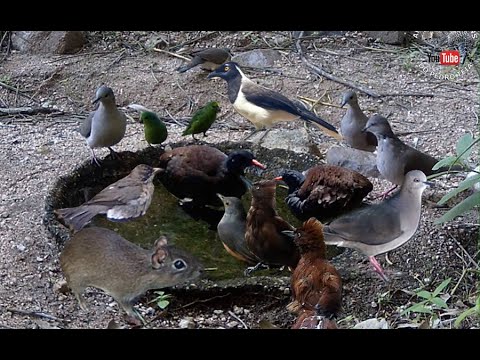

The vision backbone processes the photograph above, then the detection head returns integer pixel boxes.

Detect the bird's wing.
[86,178,146,206]
[273,214,295,232]
[79,112,94,138]
[244,86,299,114]
[403,145,439,176]
[324,202,403,246]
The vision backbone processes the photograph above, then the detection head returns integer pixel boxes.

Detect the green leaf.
[456,133,475,159]
[435,192,480,224]
[437,174,480,205]
[454,307,477,328]
[432,156,458,171]
[416,290,433,300]
[157,300,170,309]
[408,303,433,314]
[432,278,451,297]
[430,297,448,309]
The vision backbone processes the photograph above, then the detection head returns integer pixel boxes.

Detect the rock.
[11,31,86,54]
[465,165,480,192]
[226,320,239,328]
[364,31,407,45]
[179,317,195,329]
[326,146,381,178]
[53,279,70,294]
[232,49,282,68]
[353,318,389,329]
[233,305,243,315]
[247,128,321,156]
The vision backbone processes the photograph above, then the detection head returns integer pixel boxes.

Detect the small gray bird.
[340,91,377,152]
[363,115,462,188]
[177,48,232,73]
[217,194,259,265]
[80,85,127,166]
[55,164,162,233]
[323,170,433,281]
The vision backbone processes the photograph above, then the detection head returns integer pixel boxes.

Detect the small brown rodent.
[60,227,203,319]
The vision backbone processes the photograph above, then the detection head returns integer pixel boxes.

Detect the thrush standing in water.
[55,164,162,233]
[207,62,341,142]
[79,85,127,166]
[140,111,168,146]
[182,101,221,140]
[176,48,232,73]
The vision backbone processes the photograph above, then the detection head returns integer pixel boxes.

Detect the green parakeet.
[182,101,220,140]
[140,111,168,146]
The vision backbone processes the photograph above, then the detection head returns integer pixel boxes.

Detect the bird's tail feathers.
[296,107,342,140]
[54,206,99,233]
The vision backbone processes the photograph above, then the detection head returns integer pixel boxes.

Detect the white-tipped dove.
[340,91,377,152]
[364,115,462,188]
[79,85,127,166]
[323,170,433,281]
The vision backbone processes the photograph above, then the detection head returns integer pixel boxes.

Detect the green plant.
[433,133,479,224]
[454,293,480,328]
[401,278,451,316]
[149,291,172,310]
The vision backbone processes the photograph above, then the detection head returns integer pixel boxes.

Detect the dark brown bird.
[158,145,265,207]
[284,218,342,320]
[276,165,373,222]
[55,164,161,233]
[216,194,258,265]
[244,179,300,275]
[177,48,232,73]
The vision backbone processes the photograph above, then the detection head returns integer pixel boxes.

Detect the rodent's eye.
[174,259,186,270]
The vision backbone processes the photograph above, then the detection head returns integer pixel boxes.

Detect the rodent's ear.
[151,248,167,269]
[154,235,168,248]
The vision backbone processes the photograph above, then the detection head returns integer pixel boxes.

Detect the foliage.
[149,291,172,310]
[454,293,480,328]
[401,278,451,316]
[434,133,479,224]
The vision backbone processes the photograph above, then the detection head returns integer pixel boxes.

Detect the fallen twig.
[106,49,127,71]
[170,31,218,51]
[7,308,68,322]
[0,81,37,103]
[173,293,231,310]
[295,33,381,98]
[152,48,190,61]
[228,310,249,329]
[446,231,479,269]
[0,107,60,116]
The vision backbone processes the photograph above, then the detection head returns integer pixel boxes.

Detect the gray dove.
[80,85,127,166]
[363,114,462,188]
[323,170,433,281]
[340,91,377,152]
[55,164,161,233]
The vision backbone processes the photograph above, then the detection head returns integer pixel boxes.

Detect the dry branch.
[0,107,59,116]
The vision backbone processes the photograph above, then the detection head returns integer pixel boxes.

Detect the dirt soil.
[0,31,478,329]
